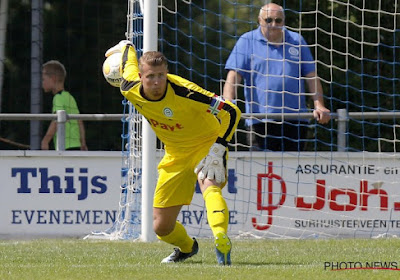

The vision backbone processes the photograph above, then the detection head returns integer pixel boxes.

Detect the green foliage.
[1,238,400,280]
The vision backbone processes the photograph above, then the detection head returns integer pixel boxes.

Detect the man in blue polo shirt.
[223,3,330,151]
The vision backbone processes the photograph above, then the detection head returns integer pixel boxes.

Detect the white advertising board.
[1,151,399,239]
[185,152,400,239]
[0,151,121,238]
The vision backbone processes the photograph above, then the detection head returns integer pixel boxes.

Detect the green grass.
[1,238,400,280]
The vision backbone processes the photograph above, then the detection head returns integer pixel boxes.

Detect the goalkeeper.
[106,41,241,265]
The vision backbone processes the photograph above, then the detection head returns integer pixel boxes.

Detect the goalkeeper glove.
[105,40,133,57]
[195,143,226,184]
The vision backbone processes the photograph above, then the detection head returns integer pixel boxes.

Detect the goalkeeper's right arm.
[121,44,140,82]
[105,40,140,82]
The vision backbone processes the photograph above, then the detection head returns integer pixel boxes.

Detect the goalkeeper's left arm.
[195,98,241,183]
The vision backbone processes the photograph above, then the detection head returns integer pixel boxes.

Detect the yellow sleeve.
[121,45,140,82]
[167,74,241,146]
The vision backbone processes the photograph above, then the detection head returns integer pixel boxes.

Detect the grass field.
[1,238,400,280]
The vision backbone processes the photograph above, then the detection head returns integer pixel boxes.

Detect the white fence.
[2,110,399,151]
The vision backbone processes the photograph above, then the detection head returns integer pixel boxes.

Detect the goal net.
[89,0,400,240]
[84,0,144,240]
[156,0,400,239]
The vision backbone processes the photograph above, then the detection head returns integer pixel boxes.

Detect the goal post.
[140,0,158,242]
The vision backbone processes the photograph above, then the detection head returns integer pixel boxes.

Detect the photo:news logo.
[324,261,399,271]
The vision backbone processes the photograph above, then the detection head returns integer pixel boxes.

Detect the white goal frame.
[140,0,158,242]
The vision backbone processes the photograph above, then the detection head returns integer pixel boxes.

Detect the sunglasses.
[264,17,283,24]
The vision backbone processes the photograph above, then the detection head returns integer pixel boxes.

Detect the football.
[102,52,122,87]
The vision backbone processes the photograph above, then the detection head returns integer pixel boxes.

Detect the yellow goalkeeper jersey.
[119,45,241,152]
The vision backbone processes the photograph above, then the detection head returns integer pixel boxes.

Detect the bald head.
[258,3,285,43]
[259,3,285,19]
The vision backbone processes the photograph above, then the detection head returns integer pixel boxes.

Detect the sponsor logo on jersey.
[186,90,195,98]
[149,119,183,131]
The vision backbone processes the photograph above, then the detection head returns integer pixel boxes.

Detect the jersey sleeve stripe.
[121,47,129,73]
[170,82,211,104]
[121,80,140,91]
[220,103,240,142]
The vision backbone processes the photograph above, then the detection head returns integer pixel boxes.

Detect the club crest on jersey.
[288,46,300,59]
[163,107,173,118]
[207,95,225,115]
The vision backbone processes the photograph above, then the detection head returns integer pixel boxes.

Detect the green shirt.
[52,90,81,150]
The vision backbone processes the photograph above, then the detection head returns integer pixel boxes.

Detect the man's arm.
[78,120,88,150]
[41,121,57,150]
[121,44,140,82]
[305,71,331,124]
[222,70,242,102]
[105,40,139,83]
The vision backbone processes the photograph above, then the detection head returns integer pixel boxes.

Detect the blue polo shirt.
[225,27,316,125]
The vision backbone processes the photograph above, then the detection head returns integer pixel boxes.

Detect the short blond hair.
[138,51,168,72]
[42,60,67,83]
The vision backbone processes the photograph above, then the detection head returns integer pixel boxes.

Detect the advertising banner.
[185,152,400,239]
[0,151,121,238]
[1,151,399,239]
